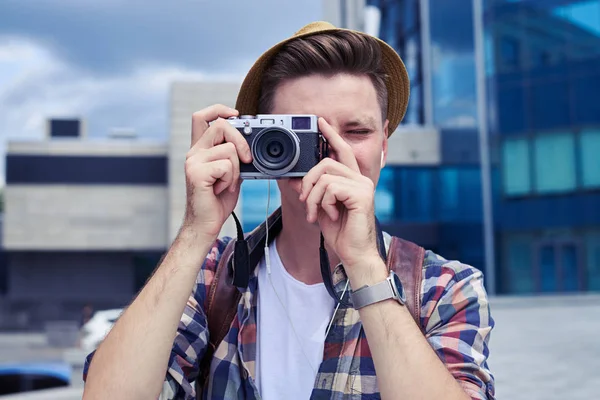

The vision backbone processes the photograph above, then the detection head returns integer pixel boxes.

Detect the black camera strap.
[319,218,387,307]
[229,208,387,307]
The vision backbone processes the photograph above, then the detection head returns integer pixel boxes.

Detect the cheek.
[353,148,380,176]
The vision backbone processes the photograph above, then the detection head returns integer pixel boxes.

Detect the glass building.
[365,0,600,294]
[484,0,600,293]
[242,0,600,295]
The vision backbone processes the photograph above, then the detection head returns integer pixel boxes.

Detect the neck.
[275,203,340,285]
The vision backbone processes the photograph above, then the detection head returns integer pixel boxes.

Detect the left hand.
[299,117,381,273]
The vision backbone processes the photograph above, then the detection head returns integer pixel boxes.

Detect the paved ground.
[488,294,600,399]
[1,294,600,399]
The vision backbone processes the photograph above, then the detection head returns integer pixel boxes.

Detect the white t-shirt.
[255,239,336,400]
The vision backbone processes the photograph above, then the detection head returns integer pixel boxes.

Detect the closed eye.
[347,130,371,135]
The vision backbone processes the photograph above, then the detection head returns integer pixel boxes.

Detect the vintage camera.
[228,114,327,179]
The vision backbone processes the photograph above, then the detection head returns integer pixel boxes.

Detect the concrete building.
[1,80,244,329]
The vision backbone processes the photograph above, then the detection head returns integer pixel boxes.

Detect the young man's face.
[271,72,389,210]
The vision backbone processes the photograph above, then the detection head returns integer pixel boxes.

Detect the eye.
[347,129,371,135]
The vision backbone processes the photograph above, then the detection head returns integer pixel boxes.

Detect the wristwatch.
[350,270,406,309]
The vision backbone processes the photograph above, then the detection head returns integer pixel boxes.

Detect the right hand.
[182,104,252,240]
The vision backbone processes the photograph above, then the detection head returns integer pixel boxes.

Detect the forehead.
[271,73,383,125]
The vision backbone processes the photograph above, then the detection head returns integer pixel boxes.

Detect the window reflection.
[429,0,478,127]
[368,0,424,125]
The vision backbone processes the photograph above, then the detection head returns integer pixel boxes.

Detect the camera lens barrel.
[251,127,300,176]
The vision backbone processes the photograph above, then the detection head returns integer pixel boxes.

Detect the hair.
[258,31,388,122]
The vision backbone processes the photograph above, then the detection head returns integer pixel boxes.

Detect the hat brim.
[235,21,410,136]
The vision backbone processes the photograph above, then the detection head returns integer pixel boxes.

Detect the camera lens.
[252,127,300,176]
[267,141,283,158]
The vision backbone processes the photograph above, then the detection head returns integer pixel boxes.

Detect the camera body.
[227,114,327,179]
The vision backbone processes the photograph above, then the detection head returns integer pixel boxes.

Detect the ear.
[381,119,389,169]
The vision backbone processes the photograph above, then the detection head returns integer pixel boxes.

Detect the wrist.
[174,225,217,261]
[345,255,388,289]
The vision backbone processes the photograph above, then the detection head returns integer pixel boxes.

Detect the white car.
[80,309,123,352]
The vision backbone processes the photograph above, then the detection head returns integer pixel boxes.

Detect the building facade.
[358,0,600,294]
[2,121,168,329]
[485,0,600,293]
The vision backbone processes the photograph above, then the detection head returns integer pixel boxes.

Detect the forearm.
[83,227,215,400]
[350,260,470,400]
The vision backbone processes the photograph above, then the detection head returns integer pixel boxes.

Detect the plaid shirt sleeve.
[421,253,496,400]
[81,237,232,400]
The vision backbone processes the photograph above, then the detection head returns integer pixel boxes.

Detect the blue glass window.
[396,169,434,222]
[429,0,477,128]
[502,138,531,196]
[534,133,576,194]
[531,81,570,131]
[500,37,519,67]
[375,167,395,223]
[438,168,483,222]
[585,231,600,291]
[539,244,557,292]
[497,84,527,134]
[561,244,579,293]
[580,129,600,188]
[553,1,600,36]
[505,235,534,293]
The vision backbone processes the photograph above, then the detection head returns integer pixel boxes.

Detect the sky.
[0,0,321,182]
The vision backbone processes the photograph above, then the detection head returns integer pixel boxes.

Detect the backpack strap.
[386,236,426,330]
[196,234,425,398]
[195,209,282,398]
[196,239,239,398]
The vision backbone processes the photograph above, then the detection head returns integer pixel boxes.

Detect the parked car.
[80,309,123,353]
[0,362,71,395]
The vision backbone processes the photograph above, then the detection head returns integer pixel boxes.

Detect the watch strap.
[351,278,394,309]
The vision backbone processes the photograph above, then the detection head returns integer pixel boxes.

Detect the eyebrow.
[342,117,377,129]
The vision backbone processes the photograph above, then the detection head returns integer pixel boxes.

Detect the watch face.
[392,272,406,302]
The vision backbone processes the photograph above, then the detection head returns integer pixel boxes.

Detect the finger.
[195,143,240,192]
[191,159,234,195]
[191,104,238,147]
[321,189,340,221]
[192,118,252,164]
[305,174,336,223]
[299,158,356,202]
[306,177,357,223]
[318,117,360,172]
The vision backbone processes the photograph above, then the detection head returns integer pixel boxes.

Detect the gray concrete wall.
[386,126,441,166]
[3,186,168,250]
[168,81,243,243]
[7,140,166,157]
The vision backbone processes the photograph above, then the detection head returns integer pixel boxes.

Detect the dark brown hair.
[258,31,388,121]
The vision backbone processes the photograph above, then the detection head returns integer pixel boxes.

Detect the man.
[82,21,495,400]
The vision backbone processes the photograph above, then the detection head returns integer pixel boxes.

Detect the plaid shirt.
[83,232,495,399]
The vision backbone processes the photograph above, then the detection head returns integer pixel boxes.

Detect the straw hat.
[235,21,410,135]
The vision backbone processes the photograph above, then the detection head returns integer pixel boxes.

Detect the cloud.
[0,0,322,184]
[0,37,245,140]
[0,0,321,75]
[0,37,250,184]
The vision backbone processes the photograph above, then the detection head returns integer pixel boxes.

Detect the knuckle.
[191,111,205,124]
[212,118,227,130]
[224,141,236,152]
